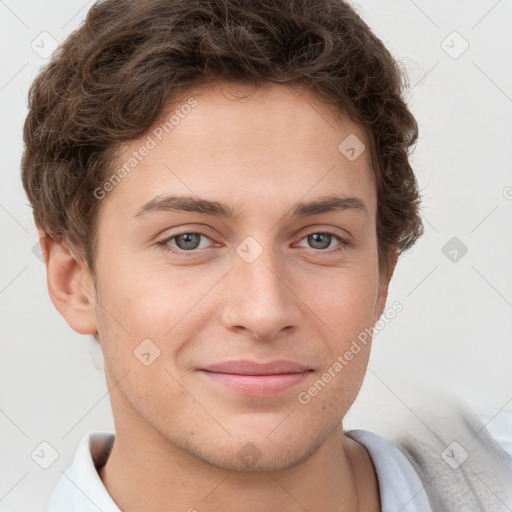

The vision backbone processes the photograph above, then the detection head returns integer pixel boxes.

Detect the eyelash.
[156,230,350,256]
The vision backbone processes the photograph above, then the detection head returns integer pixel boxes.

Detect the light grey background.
[1,0,511,510]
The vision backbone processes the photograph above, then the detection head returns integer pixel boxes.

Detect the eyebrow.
[133,194,369,220]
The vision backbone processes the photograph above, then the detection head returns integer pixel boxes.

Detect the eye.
[157,232,214,254]
[296,231,349,252]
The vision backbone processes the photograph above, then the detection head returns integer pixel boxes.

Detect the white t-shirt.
[47,407,512,512]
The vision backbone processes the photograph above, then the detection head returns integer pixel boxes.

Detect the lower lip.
[198,370,312,396]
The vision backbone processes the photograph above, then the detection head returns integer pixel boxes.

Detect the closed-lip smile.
[197,359,313,396]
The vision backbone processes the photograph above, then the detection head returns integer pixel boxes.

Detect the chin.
[181,427,330,473]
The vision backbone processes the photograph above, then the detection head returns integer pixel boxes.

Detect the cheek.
[304,266,380,336]
[94,264,217,374]
[96,261,183,334]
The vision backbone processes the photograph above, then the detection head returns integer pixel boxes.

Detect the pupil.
[309,233,331,249]
[177,233,200,250]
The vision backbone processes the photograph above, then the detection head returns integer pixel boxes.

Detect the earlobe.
[40,232,98,335]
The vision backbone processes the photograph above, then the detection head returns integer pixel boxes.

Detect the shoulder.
[47,431,118,512]
[346,428,433,512]
[344,374,512,511]
[469,402,512,463]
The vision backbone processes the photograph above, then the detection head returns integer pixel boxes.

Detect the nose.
[220,239,301,340]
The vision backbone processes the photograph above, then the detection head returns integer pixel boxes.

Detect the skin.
[42,81,398,512]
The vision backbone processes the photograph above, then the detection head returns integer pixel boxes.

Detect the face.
[88,81,393,472]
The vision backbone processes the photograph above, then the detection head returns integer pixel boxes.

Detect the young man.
[21,0,512,511]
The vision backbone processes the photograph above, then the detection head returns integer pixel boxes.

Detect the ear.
[373,245,399,323]
[39,231,98,335]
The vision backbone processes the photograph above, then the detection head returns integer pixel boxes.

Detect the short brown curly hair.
[21,0,423,278]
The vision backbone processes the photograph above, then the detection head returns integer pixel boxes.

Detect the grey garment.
[347,429,433,511]
[383,393,512,512]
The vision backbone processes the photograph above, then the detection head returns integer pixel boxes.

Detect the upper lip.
[200,360,312,375]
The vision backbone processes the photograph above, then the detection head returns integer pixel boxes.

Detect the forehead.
[103,81,376,222]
